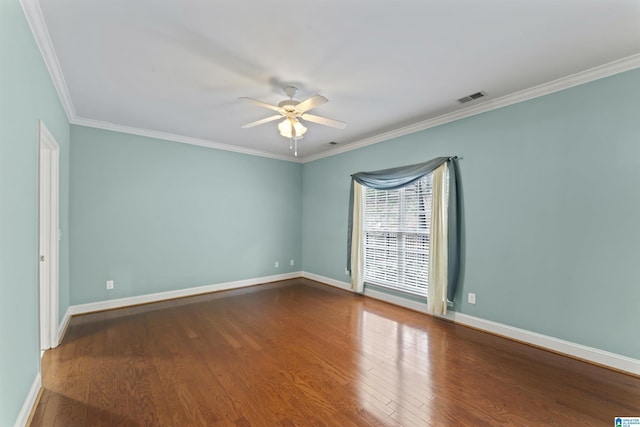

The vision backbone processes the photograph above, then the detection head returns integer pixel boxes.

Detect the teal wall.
[0,0,70,425]
[3,1,639,421]
[302,68,640,360]
[69,126,302,305]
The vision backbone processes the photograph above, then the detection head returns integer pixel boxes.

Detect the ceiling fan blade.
[241,115,282,129]
[295,95,328,113]
[239,97,282,113]
[301,113,347,129]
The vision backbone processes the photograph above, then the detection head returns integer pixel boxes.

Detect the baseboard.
[443,312,640,376]
[301,271,351,291]
[302,271,640,377]
[57,307,72,344]
[61,270,640,376]
[364,287,430,314]
[14,373,41,427]
[67,272,301,316]
[301,272,431,313]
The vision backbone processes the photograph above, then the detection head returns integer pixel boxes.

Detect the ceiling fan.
[240,86,346,156]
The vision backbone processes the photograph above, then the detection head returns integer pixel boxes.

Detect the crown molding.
[20,0,76,121]
[302,53,640,163]
[21,0,639,164]
[71,117,303,163]
[20,0,300,163]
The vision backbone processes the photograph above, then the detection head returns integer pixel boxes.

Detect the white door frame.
[38,120,59,350]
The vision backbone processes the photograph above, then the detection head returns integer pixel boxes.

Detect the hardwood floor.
[31,278,640,426]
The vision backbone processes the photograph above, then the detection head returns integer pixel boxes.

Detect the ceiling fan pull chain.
[294,137,298,157]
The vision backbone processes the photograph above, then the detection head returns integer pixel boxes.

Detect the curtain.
[350,181,365,293]
[447,158,461,304]
[347,156,461,306]
[428,163,448,315]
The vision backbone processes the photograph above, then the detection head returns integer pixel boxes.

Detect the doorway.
[38,120,59,351]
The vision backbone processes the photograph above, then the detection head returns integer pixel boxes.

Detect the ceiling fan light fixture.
[293,119,307,136]
[278,118,307,138]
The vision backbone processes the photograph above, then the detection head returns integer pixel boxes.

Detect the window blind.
[363,175,432,297]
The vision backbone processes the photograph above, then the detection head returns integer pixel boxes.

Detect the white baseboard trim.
[57,307,72,344]
[442,311,640,376]
[302,271,640,377]
[14,373,41,427]
[61,271,640,376]
[68,272,301,316]
[364,287,429,314]
[301,271,351,291]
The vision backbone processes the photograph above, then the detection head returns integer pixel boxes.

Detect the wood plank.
[30,278,640,426]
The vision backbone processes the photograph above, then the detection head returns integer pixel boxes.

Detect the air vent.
[457,91,486,104]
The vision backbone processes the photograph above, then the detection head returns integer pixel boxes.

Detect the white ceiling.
[34,0,640,161]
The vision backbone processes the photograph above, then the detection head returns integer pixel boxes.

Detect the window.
[349,157,458,314]
[363,175,432,297]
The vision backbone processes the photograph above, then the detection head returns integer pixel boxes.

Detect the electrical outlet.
[345,267,350,275]
[274,261,279,268]
[468,292,476,304]
[106,280,114,290]
[290,259,295,266]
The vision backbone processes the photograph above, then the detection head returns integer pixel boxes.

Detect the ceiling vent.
[457,91,486,104]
